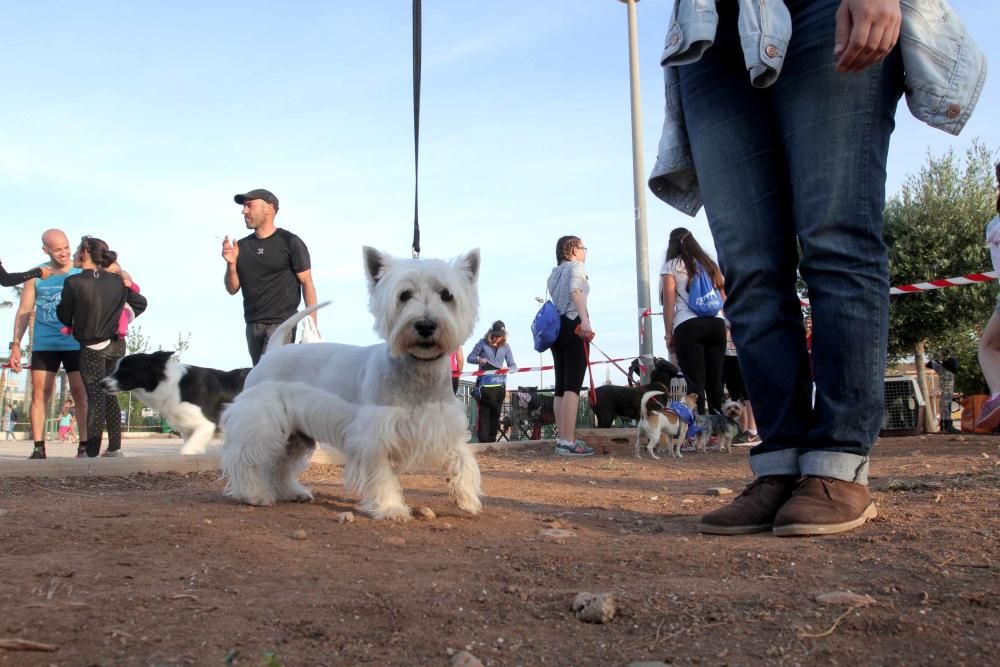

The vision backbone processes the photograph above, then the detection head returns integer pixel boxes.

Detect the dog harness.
[669,400,699,437]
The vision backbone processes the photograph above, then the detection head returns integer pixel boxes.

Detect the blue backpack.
[532,300,560,352]
[532,266,568,353]
[684,262,722,317]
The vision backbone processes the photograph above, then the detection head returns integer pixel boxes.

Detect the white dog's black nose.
[414,319,437,338]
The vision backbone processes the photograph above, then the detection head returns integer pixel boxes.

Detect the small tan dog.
[635,391,699,459]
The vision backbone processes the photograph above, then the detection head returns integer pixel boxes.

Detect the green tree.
[126,325,151,354]
[885,141,998,429]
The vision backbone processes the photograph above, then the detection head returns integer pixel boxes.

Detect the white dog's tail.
[640,390,666,420]
[266,301,332,351]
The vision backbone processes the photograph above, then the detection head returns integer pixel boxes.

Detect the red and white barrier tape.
[640,269,999,314]
[457,356,628,378]
[888,270,997,295]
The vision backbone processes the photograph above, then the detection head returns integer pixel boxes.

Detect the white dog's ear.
[455,248,480,283]
[363,246,391,289]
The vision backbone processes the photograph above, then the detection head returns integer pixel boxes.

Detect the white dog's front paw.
[365,502,413,522]
[243,494,276,507]
[284,490,314,503]
[455,494,482,516]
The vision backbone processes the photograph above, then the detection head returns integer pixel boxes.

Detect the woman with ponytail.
[660,227,726,416]
[57,237,147,457]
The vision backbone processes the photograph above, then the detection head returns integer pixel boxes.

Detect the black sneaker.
[29,447,47,460]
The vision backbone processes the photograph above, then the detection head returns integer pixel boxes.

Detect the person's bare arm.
[9,278,37,372]
[222,236,240,294]
[297,269,318,324]
[834,0,901,73]
[570,289,593,339]
[661,274,677,353]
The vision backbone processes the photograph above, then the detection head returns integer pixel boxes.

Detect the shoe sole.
[696,522,772,535]
[554,450,594,457]
[772,502,878,537]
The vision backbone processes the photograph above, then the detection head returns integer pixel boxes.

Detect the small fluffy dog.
[635,391,698,459]
[100,351,250,455]
[220,247,482,521]
[694,400,743,453]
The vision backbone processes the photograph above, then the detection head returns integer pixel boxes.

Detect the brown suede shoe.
[697,475,799,535]
[772,476,877,537]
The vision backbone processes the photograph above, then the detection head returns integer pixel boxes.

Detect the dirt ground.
[0,434,997,667]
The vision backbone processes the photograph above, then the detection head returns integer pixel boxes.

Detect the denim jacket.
[649,0,988,216]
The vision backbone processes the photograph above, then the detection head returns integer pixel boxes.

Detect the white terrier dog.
[221,247,482,521]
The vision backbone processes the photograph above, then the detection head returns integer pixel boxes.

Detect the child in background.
[57,403,74,442]
[976,163,1000,429]
[108,262,140,338]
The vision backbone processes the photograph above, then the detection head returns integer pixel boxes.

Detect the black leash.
[411,0,422,258]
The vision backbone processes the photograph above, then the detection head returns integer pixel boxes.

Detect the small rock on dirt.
[0,509,9,517]
[540,528,577,542]
[816,591,876,607]
[572,592,617,623]
[451,649,484,667]
[291,529,308,540]
[417,506,436,520]
[337,512,355,524]
[706,487,734,496]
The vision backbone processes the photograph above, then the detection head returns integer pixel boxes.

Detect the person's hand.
[38,265,53,280]
[834,0,901,73]
[576,322,595,342]
[8,345,21,373]
[222,236,239,265]
[665,334,675,353]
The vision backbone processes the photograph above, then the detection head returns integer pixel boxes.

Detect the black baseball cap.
[489,320,506,336]
[234,188,279,211]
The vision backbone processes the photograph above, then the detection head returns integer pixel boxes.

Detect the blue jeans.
[677,0,903,484]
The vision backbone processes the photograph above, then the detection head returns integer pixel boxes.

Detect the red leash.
[575,325,598,409]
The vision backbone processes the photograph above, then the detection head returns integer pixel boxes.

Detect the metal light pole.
[616,0,654,383]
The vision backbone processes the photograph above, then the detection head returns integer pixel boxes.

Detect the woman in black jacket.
[57,237,147,457]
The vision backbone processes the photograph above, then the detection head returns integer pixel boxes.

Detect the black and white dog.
[100,350,251,455]
[593,357,681,428]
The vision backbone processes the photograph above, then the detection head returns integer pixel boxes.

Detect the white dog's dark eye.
[399,290,413,302]
[439,289,453,302]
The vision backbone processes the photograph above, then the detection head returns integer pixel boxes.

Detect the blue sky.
[2,1,998,388]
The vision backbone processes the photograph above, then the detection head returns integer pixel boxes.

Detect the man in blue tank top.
[8,229,89,459]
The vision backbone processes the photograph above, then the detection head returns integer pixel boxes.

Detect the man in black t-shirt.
[222,188,319,365]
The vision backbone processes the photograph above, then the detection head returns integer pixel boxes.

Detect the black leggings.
[80,341,125,456]
[551,315,587,397]
[673,317,726,414]
[723,355,748,402]
[476,385,505,443]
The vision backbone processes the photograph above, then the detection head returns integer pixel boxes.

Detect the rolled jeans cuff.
[749,448,801,478]
[799,450,870,485]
